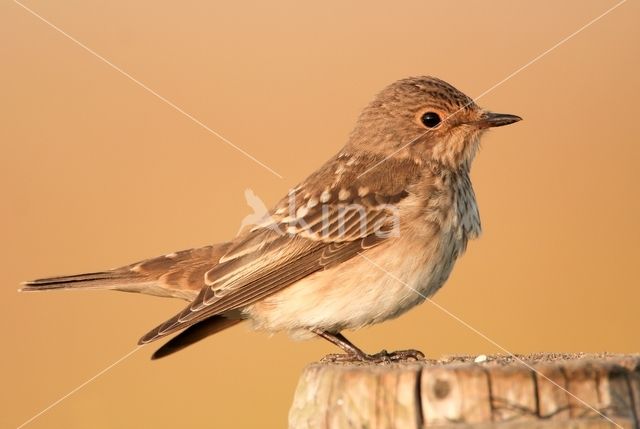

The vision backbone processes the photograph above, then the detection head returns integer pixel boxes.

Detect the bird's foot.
[321,348,425,364]
[382,349,425,361]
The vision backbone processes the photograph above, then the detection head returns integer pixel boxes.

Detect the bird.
[22,76,521,362]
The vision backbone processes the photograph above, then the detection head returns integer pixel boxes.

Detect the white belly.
[244,229,463,339]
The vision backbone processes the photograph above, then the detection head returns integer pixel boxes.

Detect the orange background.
[2,1,639,428]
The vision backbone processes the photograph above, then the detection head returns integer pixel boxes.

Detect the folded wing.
[139,153,419,345]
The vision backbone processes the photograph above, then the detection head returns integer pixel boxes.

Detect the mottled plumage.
[23,76,520,361]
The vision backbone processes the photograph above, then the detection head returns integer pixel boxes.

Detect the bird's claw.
[321,349,425,364]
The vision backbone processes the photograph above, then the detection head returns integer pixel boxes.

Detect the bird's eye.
[420,112,441,128]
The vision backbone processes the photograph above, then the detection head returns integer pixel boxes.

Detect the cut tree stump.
[289,353,640,429]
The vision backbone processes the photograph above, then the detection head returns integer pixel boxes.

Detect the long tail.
[22,244,242,357]
[21,245,229,301]
[21,271,135,291]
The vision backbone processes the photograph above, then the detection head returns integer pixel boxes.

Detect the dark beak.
[476,112,522,129]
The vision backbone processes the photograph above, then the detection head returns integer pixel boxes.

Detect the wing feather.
[139,153,419,344]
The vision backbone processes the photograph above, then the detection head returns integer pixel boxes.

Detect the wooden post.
[289,354,640,429]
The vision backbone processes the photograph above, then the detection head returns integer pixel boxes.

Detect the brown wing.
[139,215,388,344]
[150,315,242,359]
[139,152,420,344]
[120,245,232,298]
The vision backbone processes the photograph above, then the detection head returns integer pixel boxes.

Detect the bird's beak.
[475,112,522,129]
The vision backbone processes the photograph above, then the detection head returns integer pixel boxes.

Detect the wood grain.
[289,354,640,429]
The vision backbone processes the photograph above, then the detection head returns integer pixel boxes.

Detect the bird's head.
[347,76,521,170]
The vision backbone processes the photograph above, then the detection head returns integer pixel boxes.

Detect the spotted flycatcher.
[23,76,521,362]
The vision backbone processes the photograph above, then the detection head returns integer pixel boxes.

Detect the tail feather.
[21,271,133,291]
[20,245,227,300]
[21,244,239,357]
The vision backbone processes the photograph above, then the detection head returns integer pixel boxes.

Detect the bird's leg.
[313,329,369,361]
[312,329,425,363]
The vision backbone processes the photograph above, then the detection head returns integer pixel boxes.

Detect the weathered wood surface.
[289,353,640,429]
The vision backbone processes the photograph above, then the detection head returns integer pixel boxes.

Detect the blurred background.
[2,0,639,427]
